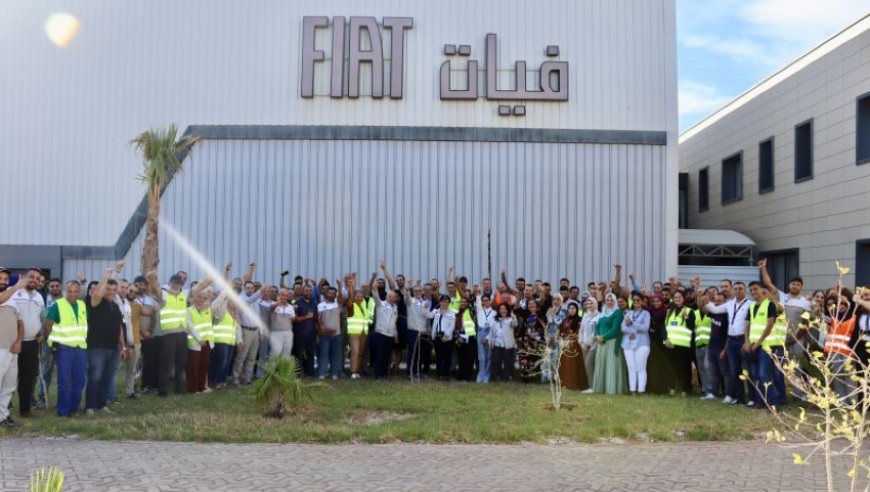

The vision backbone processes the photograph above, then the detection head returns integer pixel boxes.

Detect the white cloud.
[678,81,733,117]
[682,34,767,65]
[740,0,868,42]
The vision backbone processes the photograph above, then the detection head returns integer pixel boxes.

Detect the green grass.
[3,380,778,444]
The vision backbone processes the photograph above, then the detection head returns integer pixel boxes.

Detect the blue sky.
[677,0,868,132]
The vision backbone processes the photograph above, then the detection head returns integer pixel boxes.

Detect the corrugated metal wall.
[1,0,677,247]
[90,139,667,286]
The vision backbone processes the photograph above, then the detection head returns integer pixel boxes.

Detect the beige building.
[680,14,870,290]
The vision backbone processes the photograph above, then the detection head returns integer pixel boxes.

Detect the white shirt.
[115,296,133,345]
[778,291,813,332]
[12,289,45,340]
[238,290,263,328]
[706,296,751,337]
[427,309,456,341]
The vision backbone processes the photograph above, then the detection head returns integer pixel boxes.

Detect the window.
[698,167,709,212]
[761,249,800,290]
[857,240,870,288]
[679,172,689,228]
[858,93,870,165]
[794,119,813,182]
[759,138,774,193]
[721,152,742,204]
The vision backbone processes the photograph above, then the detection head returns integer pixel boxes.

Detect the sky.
[677,0,869,132]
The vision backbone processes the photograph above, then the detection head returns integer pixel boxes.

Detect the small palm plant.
[129,124,201,275]
[30,466,64,492]
[251,356,321,419]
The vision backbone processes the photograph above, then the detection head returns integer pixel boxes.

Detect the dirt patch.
[345,411,415,426]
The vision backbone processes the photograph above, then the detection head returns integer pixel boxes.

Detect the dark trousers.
[371,333,394,380]
[209,343,233,385]
[669,345,693,393]
[434,338,454,379]
[17,340,39,416]
[186,345,211,393]
[86,348,118,410]
[292,330,316,377]
[490,346,515,381]
[705,341,732,397]
[726,335,747,403]
[456,337,476,381]
[141,337,160,390]
[158,333,188,395]
[406,331,432,376]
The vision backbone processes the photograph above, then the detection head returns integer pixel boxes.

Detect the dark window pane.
[721,153,742,204]
[795,120,813,181]
[699,168,709,212]
[858,95,870,164]
[759,138,774,193]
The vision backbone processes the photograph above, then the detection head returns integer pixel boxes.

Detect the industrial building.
[680,14,870,290]
[1,0,678,284]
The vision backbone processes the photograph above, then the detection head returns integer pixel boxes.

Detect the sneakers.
[700,393,717,401]
[331,375,339,381]
[581,388,594,394]
[202,387,213,394]
[318,375,326,380]
[722,396,735,404]
[85,409,95,416]
[351,373,360,380]
[746,400,757,408]
[101,407,113,414]
[0,417,17,428]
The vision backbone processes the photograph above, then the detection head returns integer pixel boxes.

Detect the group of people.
[1,258,868,427]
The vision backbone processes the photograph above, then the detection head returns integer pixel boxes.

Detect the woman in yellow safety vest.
[663,290,695,396]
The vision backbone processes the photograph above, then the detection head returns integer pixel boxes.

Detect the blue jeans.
[726,335,748,403]
[317,334,342,378]
[758,346,787,405]
[477,328,492,383]
[86,349,118,410]
[209,343,233,385]
[256,334,270,378]
[54,345,87,416]
[705,341,732,397]
[742,348,763,405]
[106,350,121,402]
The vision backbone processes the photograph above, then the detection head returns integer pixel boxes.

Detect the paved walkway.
[0,438,856,491]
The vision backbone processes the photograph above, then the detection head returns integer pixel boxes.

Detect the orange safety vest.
[824,316,857,357]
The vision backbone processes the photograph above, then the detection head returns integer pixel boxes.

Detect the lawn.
[4,380,779,444]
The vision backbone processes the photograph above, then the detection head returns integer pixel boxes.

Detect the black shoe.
[0,417,17,428]
[127,393,138,399]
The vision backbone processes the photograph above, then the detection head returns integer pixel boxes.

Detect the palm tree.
[130,125,201,275]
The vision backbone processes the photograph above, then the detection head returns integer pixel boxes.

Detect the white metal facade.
[1,0,678,283]
[679,16,870,289]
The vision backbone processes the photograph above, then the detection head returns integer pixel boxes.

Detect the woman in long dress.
[592,294,627,394]
[645,293,677,394]
[559,300,588,390]
[579,296,600,393]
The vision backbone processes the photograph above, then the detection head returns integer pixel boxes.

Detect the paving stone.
[0,439,860,491]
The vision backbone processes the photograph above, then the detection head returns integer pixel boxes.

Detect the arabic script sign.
[300,16,569,116]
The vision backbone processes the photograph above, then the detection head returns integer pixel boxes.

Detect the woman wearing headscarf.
[559,300,588,390]
[664,290,695,396]
[622,292,651,394]
[592,293,627,394]
[644,293,675,394]
[579,296,600,393]
[543,295,566,383]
